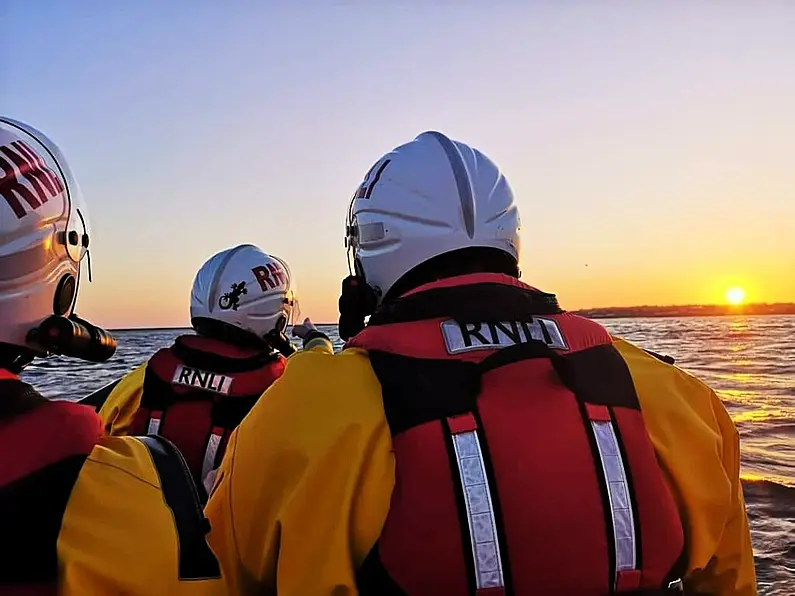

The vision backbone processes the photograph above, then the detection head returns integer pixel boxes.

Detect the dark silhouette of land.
[572,302,795,319]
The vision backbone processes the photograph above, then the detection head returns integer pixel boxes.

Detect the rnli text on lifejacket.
[441,318,569,354]
[171,364,232,395]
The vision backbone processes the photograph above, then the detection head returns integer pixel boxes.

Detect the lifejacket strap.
[642,349,676,365]
[135,436,221,580]
[476,339,561,372]
[369,282,562,327]
[171,337,277,374]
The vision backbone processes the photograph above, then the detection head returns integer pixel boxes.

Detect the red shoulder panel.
[0,401,101,485]
[147,347,180,382]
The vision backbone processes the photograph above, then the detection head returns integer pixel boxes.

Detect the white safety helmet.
[345,131,521,303]
[190,244,297,342]
[0,117,92,352]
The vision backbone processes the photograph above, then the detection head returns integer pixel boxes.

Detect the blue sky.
[3,1,794,326]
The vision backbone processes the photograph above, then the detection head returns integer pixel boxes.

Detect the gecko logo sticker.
[218,281,247,311]
[0,140,65,219]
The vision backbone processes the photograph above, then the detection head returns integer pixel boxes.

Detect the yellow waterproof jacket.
[205,333,756,596]
[60,434,226,595]
[0,374,225,595]
[97,363,147,435]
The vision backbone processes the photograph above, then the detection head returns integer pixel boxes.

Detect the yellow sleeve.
[59,436,225,596]
[685,390,757,595]
[205,346,395,596]
[614,339,757,596]
[96,363,147,435]
[302,330,335,352]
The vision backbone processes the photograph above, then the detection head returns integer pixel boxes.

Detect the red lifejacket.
[0,369,103,595]
[129,335,285,491]
[348,274,686,596]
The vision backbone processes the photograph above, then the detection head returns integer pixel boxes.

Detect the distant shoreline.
[572,303,795,319]
[109,303,795,332]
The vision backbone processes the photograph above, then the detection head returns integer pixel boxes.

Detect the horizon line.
[106,300,795,332]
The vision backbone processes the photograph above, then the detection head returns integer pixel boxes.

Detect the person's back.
[206,131,757,595]
[0,117,224,595]
[0,371,103,595]
[99,244,298,492]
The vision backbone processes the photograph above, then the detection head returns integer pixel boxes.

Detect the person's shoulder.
[88,436,164,487]
[613,337,701,383]
[282,345,380,397]
[98,363,148,416]
[0,397,100,488]
[557,312,614,347]
[255,345,384,425]
[39,400,103,453]
[46,398,103,422]
[282,344,374,376]
[612,336,721,422]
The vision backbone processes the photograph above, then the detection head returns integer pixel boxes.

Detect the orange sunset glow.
[13,3,789,330]
[75,247,794,328]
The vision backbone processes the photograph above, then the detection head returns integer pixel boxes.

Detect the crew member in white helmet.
[205,131,756,596]
[99,243,297,496]
[0,117,224,595]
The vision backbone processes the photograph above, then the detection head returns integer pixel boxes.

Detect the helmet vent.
[426,131,476,239]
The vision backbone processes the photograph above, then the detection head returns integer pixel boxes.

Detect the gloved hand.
[291,317,330,349]
[292,317,318,339]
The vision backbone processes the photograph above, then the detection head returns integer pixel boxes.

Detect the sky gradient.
[4,1,794,328]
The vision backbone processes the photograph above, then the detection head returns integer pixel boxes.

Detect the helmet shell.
[190,244,296,339]
[0,117,91,351]
[345,131,520,301]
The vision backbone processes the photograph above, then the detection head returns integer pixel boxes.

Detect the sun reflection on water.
[731,408,788,424]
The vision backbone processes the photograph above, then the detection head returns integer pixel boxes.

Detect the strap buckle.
[667,579,684,592]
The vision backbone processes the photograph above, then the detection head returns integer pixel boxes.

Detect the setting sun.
[725,286,747,305]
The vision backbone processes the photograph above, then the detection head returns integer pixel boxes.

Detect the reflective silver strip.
[451,430,505,590]
[591,420,637,577]
[201,432,223,484]
[147,415,161,435]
